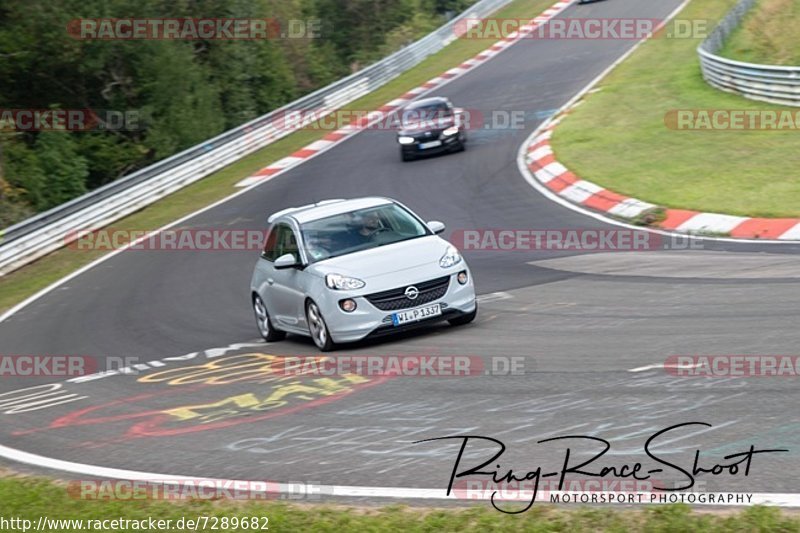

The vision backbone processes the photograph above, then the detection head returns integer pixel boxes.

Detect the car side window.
[281,226,299,258]
[261,223,299,261]
[261,226,280,261]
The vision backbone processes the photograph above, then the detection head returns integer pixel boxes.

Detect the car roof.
[268,197,395,224]
[404,96,449,110]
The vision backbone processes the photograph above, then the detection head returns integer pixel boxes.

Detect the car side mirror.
[274,253,299,269]
[427,220,446,234]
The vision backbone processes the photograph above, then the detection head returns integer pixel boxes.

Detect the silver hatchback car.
[250,197,477,351]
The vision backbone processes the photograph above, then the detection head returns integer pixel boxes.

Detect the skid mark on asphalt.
[221,372,752,486]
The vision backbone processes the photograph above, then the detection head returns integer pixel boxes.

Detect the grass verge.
[719,0,800,65]
[0,0,555,315]
[1,475,799,532]
[551,0,800,220]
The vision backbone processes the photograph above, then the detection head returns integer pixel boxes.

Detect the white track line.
[628,363,701,373]
[3,0,798,508]
[0,441,798,506]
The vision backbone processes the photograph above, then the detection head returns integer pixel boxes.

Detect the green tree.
[2,136,47,211]
[0,0,479,228]
[136,41,225,158]
[33,133,89,209]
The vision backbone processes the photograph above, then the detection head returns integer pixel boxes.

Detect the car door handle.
[267,278,274,285]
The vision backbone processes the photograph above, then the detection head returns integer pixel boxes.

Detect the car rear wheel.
[448,303,477,326]
[253,294,286,342]
[306,300,335,352]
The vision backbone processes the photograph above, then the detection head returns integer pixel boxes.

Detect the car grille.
[411,130,443,141]
[365,276,450,311]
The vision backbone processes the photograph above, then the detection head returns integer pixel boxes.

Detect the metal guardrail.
[0,0,512,275]
[698,0,800,107]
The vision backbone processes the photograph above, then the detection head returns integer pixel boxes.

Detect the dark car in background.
[396,97,467,161]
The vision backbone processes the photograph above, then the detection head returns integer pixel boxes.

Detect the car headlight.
[443,126,459,136]
[325,273,366,290]
[439,245,462,268]
[398,136,416,145]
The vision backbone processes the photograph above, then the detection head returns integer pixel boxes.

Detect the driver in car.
[333,211,387,251]
[357,212,384,238]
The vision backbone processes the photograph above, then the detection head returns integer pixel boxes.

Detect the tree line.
[0,0,474,228]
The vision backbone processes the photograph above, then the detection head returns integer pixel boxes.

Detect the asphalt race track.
[2,0,800,508]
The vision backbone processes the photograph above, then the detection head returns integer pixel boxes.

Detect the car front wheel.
[253,294,286,342]
[306,300,335,351]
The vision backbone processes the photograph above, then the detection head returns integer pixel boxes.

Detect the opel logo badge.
[405,286,419,300]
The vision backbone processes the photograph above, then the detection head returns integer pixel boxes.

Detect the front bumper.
[322,270,476,344]
[399,133,462,155]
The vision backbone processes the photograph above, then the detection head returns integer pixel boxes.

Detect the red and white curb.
[515,0,800,243]
[235,0,575,188]
[524,110,800,242]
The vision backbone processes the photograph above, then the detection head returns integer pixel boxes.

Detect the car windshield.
[300,203,430,263]
[401,103,451,127]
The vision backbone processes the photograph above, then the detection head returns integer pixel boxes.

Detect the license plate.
[392,303,442,326]
[418,140,442,150]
